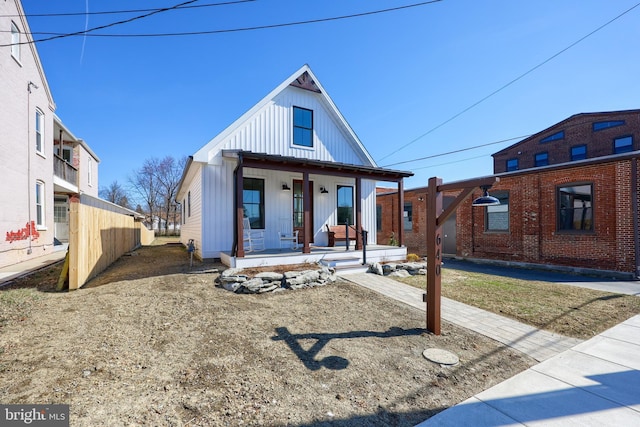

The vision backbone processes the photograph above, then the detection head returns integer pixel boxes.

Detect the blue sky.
[21,0,640,191]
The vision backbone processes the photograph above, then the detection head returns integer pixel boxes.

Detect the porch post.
[302,171,311,254]
[397,180,404,247]
[355,177,362,250]
[236,160,245,258]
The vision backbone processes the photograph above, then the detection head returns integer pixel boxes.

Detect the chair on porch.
[243,217,265,252]
[278,219,299,250]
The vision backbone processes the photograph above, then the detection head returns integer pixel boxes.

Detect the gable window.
[337,185,354,225]
[485,192,509,232]
[534,152,549,167]
[557,184,593,232]
[11,21,20,61]
[36,181,45,228]
[243,178,264,229]
[35,109,44,154]
[376,204,382,232]
[614,136,633,154]
[293,106,313,147]
[593,120,624,131]
[540,131,564,143]
[571,145,587,161]
[404,202,413,231]
[506,158,518,172]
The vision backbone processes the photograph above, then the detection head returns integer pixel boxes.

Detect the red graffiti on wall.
[5,221,40,243]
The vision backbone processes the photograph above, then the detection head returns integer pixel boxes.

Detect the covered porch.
[228,150,414,262]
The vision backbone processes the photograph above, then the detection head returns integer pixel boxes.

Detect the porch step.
[320,257,369,276]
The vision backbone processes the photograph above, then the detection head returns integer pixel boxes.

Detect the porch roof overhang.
[223,150,414,182]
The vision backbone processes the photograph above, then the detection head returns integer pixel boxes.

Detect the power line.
[6,0,200,46]
[8,0,443,42]
[382,134,531,167]
[0,1,255,18]
[377,1,640,163]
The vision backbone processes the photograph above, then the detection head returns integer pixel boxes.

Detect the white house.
[177,65,412,267]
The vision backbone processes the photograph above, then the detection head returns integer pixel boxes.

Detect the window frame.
[35,109,44,155]
[35,180,45,228]
[485,191,509,232]
[11,21,20,62]
[570,145,587,161]
[292,106,313,148]
[243,177,265,229]
[556,183,594,233]
[613,135,633,154]
[593,120,625,132]
[540,131,564,143]
[376,204,382,232]
[534,152,549,167]
[506,158,518,172]
[403,202,413,231]
[336,185,354,226]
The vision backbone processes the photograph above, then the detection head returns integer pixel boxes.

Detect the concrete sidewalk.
[0,246,67,285]
[343,273,640,426]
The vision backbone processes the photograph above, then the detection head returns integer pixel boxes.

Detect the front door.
[293,180,314,244]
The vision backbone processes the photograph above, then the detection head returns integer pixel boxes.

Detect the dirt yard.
[0,242,536,426]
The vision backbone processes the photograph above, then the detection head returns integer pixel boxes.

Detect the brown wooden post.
[397,180,404,247]
[426,177,443,335]
[302,171,311,254]
[236,162,245,258]
[355,177,362,250]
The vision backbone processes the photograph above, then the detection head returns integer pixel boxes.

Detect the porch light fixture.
[282,183,291,191]
[320,186,329,194]
[472,186,500,207]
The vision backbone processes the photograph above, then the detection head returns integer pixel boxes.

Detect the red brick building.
[377,110,640,279]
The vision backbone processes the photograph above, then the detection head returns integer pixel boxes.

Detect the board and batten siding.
[220,86,371,166]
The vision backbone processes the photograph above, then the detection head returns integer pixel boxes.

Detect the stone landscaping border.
[216,265,338,294]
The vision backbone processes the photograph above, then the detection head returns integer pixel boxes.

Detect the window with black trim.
[485,192,509,231]
[540,131,564,143]
[571,145,587,161]
[293,106,313,147]
[614,136,633,154]
[403,202,413,231]
[506,158,518,171]
[557,184,593,232]
[593,120,624,131]
[11,21,20,61]
[243,178,265,229]
[337,185,354,225]
[376,204,382,232]
[534,152,549,167]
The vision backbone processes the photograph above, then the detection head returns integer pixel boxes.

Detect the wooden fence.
[68,194,146,290]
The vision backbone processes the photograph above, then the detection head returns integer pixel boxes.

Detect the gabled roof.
[192,64,377,166]
[492,109,640,157]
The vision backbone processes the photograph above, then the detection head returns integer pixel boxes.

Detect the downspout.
[632,157,639,279]
[26,82,38,255]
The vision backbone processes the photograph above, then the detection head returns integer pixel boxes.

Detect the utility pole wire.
[377,1,640,163]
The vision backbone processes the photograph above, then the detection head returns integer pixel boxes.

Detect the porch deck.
[220,244,407,269]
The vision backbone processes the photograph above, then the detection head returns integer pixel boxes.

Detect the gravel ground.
[0,243,536,426]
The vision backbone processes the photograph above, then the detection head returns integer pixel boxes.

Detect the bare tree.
[129,158,161,228]
[156,156,187,234]
[99,180,131,209]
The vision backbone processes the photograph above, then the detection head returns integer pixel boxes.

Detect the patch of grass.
[394,270,640,339]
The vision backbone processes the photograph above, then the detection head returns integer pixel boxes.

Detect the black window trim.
[292,106,314,148]
[534,151,549,167]
[484,190,510,233]
[570,144,587,161]
[613,135,633,154]
[556,182,594,234]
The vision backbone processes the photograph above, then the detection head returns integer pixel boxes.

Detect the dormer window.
[593,120,624,131]
[540,131,564,143]
[293,106,313,147]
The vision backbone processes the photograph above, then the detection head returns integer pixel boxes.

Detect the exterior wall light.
[320,186,329,194]
[472,186,500,207]
[282,183,291,191]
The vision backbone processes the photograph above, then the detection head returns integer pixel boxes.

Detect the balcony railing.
[54,153,78,186]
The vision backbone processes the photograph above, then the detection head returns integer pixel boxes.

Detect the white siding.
[179,163,204,258]
[221,86,369,165]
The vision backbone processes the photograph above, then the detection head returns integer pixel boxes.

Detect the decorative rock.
[255,272,284,281]
[389,269,411,278]
[382,264,396,274]
[221,268,245,278]
[222,281,242,292]
[369,262,384,276]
